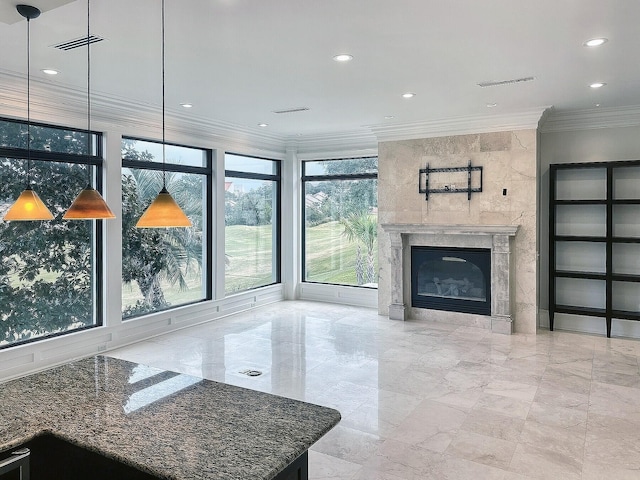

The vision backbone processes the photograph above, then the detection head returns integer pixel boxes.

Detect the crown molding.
[0,69,287,158]
[22,63,638,157]
[539,105,640,133]
[285,130,378,160]
[367,107,550,143]
[0,69,374,159]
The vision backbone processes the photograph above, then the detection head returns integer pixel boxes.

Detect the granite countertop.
[0,356,341,479]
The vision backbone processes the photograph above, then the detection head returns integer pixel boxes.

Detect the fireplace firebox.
[411,246,491,316]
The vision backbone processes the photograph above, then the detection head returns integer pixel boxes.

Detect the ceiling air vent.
[477,76,535,88]
[52,35,105,51]
[272,107,310,114]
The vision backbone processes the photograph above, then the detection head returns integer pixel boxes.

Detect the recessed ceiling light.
[595,103,601,107]
[486,103,498,108]
[333,54,353,62]
[402,92,416,98]
[42,69,58,75]
[584,38,608,47]
[590,82,606,89]
[258,123,268,127]
[384,115,395,119]
[180,103,193,108]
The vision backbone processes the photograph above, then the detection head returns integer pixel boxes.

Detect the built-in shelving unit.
[549,160,640,337]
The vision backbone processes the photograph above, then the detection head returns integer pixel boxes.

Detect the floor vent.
[52,35,105,51]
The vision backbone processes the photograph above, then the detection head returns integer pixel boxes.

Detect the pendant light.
[136,0,191,228]
[63,0,115,220]
[4,5,54,222]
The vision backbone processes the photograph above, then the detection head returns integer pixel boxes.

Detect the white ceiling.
[0,0,638,141]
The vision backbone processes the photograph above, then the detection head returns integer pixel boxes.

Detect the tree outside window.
[0,119,102,347]
[121,138,210,318]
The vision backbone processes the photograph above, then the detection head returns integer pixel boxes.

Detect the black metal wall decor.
[418,160,483,201]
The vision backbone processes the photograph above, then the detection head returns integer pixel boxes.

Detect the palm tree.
[340,211,378,285]
[122,168,203,316]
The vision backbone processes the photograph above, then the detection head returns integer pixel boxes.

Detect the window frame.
[301,156,378,288]
[224,152,281,295]
[121,136,213,317]
[0,117,105,348]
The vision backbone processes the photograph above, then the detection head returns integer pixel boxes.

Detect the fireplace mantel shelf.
[381,224,518,236]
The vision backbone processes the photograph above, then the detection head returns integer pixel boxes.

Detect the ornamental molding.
[368,107,550,143]
[539,105,640,132]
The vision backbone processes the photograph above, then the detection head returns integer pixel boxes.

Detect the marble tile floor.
[107,301,640,479]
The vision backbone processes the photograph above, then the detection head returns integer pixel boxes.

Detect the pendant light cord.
[86,0,91,186]
[26,15,32,187]
[161,0,167,189]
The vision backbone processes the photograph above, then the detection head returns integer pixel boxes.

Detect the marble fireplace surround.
[381,224,518,335]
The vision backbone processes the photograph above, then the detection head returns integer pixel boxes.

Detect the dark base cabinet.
[273,452,308,480]
[549,160,640,337]
[0,434,161,480]
[1,435,310,480]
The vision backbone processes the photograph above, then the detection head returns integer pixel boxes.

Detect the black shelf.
[555,270,606,280]
[554,305,607,317]
[612,274,640,283]
[549,160,640,338]
[554,236,607,242]
[611,310,640,321]
[612,237,640,243]
[555,199,607,205]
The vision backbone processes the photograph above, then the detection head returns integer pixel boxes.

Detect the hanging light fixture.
[136,0,191,228]
[4,5,54,222]
[63,0,115,220]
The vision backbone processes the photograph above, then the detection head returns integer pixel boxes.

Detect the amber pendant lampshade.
[63,185,115,220]
[136,187,192,228]
[4,187,54,221]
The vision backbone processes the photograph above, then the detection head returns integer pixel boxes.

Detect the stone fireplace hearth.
[381,224,518,334]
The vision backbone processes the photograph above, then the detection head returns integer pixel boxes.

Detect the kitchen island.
[0,356,341,479]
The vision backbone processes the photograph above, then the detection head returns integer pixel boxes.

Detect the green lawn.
[123,220,378,309]
[305,221,378,285]
[305,221,359,283]
[17,220,378,315]
[225,224,275,294]
[122,275,204,310]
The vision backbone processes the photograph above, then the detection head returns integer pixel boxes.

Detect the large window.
[0,118,103,347]
[224,154,280,295]
[121,138,211,318]
[302,157,378,287]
